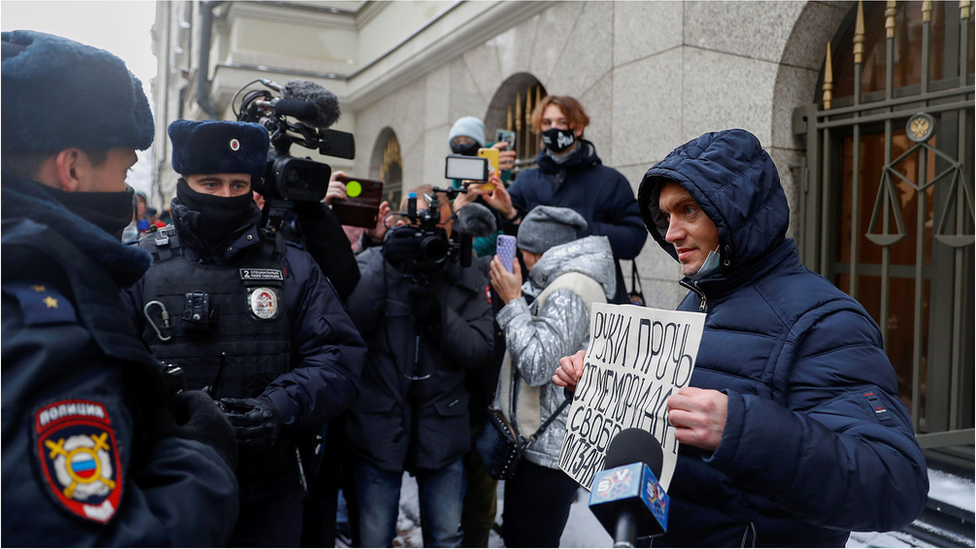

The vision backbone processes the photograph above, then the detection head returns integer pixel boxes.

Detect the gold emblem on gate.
[906,113,935,143]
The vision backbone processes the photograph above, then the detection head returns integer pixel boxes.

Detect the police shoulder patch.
[3,282,77,326]
[33,400,123,524]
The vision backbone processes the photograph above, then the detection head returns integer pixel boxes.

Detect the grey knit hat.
[517,205,588,254]
[448,116,486,148]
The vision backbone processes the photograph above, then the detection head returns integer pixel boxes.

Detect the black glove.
[218,397,282,451]
[409,288,442,327]
[384,227,423,272]
[149,390,239,471]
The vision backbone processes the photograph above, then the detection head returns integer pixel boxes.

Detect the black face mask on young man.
[46,185,135,241]
[175,178,259,249]
[541,128,577,154]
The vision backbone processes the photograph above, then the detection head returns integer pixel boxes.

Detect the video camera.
[233,78,356,230]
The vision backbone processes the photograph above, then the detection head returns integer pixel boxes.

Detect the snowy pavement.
[387,468,973,548]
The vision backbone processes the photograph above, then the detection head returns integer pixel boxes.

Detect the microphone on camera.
[456,203,497,238]
[282,80,341,129]
[258,98,318,121]
[589,428,669,548]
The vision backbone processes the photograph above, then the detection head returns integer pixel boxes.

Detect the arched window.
[369,128,402,208]
[485,73,547,177]
[798,1,974,451]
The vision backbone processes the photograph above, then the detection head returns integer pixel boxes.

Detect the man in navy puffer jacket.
[557,129,928,546]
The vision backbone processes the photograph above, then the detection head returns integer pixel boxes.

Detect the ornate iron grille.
[795,1,974,453]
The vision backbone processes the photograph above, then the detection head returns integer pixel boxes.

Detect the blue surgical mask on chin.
[690,247,722,281]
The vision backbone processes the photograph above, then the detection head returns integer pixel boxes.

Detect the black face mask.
[541,128,577,153]
[46,185,134,241]
[175,178,259,248]
[451,142,481,157]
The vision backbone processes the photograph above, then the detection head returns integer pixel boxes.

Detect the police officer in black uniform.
[1,30,240,546]
[127,119,367,547]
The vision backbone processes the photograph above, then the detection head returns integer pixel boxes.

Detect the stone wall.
[352,1,851,309]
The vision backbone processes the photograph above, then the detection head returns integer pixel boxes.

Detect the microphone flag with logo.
[588,428,669,548]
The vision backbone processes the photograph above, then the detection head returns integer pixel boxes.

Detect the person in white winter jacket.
[488,205,616,547]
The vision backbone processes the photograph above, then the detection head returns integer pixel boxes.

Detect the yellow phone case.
[477,148,500,175]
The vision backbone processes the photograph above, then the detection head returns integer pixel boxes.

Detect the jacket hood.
[526,235,616,300]
[536,140,602,174]
[1,171,151,287]
[636,129,789,271]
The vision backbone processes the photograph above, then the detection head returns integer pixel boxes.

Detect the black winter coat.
[508,141,647,303]
[344,248,494,472]
[1,174,239,546]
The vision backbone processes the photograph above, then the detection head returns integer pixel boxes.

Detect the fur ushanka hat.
[168,120,270,181]
[1,30,154,154]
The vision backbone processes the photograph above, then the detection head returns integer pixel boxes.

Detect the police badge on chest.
[247,287,279,320]
[241,268,284,320]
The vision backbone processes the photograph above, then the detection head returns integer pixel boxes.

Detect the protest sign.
[558,303,706,491]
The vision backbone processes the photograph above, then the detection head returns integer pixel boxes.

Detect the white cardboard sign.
[558,303,706,491]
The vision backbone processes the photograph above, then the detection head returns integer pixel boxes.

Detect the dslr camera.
[233,79,356,229]
[385,187,474,281]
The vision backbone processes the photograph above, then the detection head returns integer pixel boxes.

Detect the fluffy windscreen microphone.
[456,203,497,237]
[282,80,341,129]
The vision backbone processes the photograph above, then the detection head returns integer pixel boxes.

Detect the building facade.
[151,0,974,465]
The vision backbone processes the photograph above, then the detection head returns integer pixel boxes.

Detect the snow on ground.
[926,469,975,512]
[847,468,973,548]
[389,467,973,548]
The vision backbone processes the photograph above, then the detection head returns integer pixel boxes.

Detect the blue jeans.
[354,458,466,548]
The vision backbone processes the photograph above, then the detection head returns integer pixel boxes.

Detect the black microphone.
[589,428,669,548]
[282,80,341,129]
[456,203,497,237]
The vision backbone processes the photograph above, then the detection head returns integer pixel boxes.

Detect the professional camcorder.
[233,78,355,229]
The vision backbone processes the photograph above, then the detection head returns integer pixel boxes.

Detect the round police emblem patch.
[248,287,278,320]
[230,138,241,151]
[33,400,123,524]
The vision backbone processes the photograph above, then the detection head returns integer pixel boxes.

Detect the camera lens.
[420,235,449,264]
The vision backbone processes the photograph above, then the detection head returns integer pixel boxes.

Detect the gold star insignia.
[43,296,58,309]
[31,285,46,292]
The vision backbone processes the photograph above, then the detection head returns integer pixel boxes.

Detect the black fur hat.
[168,120,269,180]
[1,30,153,154]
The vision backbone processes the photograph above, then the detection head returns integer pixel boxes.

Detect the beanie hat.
[168,120,269,181]
[1,30,154,154]
[517,205,588,254]
[448,116,486,148]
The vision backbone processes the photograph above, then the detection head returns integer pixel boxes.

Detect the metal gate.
[794,1,974,455]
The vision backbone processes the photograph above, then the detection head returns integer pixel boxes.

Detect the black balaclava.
[174,178,259,249]
[45,185,135,241]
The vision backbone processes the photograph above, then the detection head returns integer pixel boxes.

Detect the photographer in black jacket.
[345,185,494,548]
